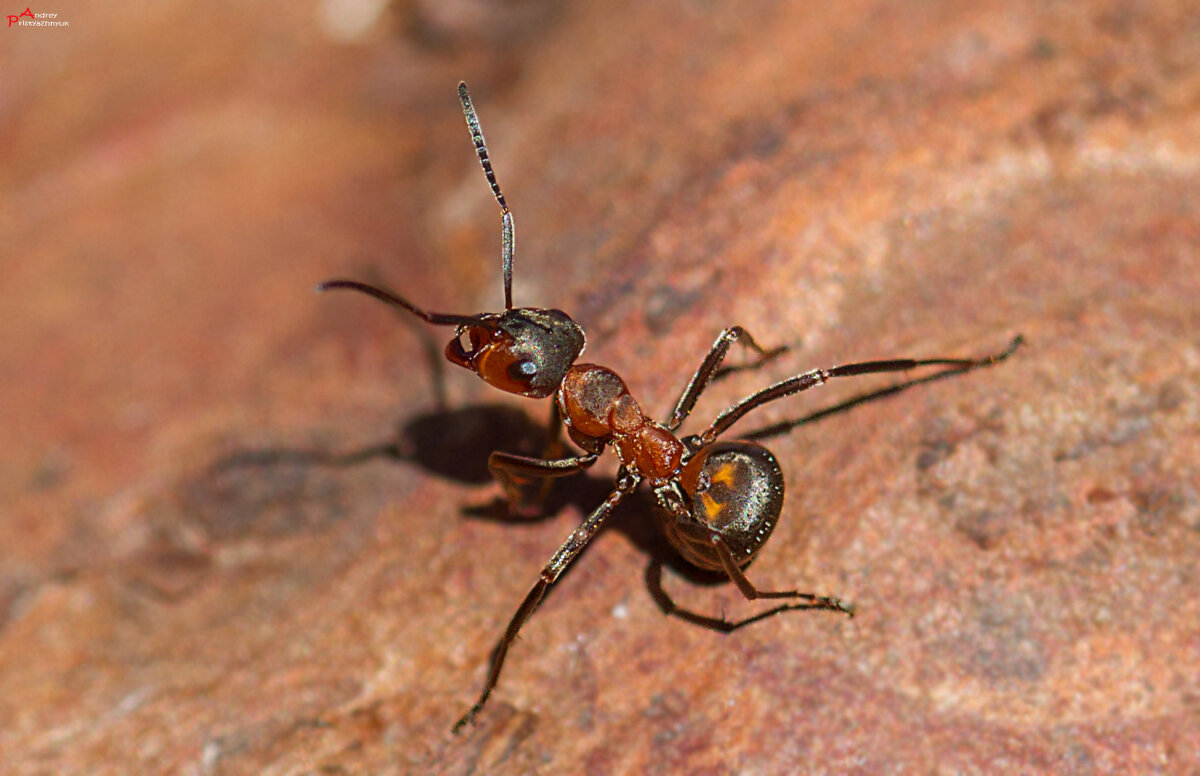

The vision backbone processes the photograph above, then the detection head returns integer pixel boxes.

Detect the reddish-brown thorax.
[557,364,685,483]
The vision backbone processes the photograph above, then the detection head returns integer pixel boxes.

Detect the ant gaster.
[318,83,1024,733]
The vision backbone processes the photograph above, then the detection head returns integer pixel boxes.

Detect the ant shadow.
[208,359,979,632]
[211,402,546,487]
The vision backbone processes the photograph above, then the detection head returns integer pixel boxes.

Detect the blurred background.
[2,1,1198,773]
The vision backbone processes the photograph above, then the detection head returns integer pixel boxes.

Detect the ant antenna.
[315,279,482,327]
[459,82,515,311]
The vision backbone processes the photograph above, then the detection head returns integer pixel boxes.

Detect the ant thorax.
[556,364,685,483]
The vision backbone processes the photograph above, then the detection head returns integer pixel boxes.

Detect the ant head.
[316,280,585,400]
[445,308,585,398]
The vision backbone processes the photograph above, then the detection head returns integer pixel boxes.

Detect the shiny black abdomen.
[663,440,785,572]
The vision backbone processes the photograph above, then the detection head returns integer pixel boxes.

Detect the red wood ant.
[318,83,1023,732]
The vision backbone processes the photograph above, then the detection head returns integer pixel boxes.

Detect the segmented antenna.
[459,82,515,311]
[316,279,482,327]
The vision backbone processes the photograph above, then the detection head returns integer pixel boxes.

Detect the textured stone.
[2,1,1198,773]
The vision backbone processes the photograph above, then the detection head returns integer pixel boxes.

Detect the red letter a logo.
[8,7,34,26]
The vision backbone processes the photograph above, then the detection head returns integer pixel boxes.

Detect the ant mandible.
[318,83,1024,733]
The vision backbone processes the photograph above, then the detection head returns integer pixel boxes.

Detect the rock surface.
[2,1,1198,773]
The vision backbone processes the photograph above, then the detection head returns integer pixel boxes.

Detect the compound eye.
[507,358,538,385]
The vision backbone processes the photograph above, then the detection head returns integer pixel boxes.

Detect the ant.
[318,83,1024,733]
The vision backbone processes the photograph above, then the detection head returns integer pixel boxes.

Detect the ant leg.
[488,403,594,513]
[708,532,854,616]
[489,451,598,479]
[453,475,638,733]
[702,335,1024,442]
[542,397,567,459]
[666,327,788,431]
[645,558,849,633]
[488,450,598,514]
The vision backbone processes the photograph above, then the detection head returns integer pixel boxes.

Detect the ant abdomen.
[666,441,786,572]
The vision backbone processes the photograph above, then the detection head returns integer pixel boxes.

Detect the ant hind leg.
[709,531,854,616]
[645,558,850,633]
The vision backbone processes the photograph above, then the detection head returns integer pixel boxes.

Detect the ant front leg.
[488,402,596,514]
[453,473,638,733]
[666,326,788,432]
[488,450,598,515]
[645,558,850,633]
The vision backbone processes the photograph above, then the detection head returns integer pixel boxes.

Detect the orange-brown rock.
[2,1,1198,773]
